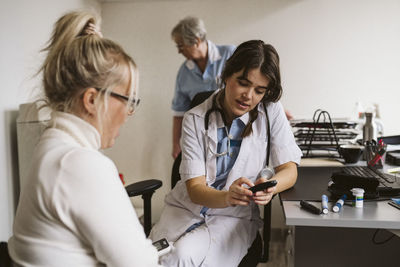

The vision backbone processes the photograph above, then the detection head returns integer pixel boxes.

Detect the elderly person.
[171,16,236,159]
[8,11,161,267]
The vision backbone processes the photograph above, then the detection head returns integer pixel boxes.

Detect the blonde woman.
[8,11,161,267]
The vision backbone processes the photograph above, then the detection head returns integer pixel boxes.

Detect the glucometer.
[152,238,171,257]
[249,180,277,193]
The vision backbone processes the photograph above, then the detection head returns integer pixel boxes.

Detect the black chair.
[0,242,11,267]
[171,91,272,266]
[125,179,162,237]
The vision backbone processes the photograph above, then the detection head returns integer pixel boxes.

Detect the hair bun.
[82,22,103,37]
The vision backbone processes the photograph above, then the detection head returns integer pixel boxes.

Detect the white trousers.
[157,215,256,267]
[160,224,210,266]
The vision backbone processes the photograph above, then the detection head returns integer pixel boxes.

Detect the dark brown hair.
[220,40,282,137]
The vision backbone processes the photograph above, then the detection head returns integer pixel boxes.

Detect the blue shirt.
[213,118,245,189]
[199,118,245,216]
[171,40,236,116]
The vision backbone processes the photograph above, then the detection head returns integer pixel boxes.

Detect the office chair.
[171,91,272,266]
[125,179,162,236]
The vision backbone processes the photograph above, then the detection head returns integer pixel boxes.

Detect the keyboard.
[342,166,397,188]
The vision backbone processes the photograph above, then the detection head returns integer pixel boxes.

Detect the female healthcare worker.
[150,40,302,266]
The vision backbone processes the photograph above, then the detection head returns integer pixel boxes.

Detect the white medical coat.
[151,90,301,265]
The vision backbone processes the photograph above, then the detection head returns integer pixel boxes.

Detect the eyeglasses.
[175,42,194,51]
[176,43,185,50]
[95,88,140,115]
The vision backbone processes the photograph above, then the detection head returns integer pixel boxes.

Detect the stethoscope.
[204,93,271,169]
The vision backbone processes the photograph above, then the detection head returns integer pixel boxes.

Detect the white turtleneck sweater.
[8,112,162,267]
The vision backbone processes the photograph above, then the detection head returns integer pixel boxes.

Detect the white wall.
[0,0,101,241]
[101,0,400,227]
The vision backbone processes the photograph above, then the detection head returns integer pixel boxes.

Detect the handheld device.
[152,238,171,257]
[249,180,277,193]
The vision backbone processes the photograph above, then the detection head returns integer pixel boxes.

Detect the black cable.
[372,229,395,245]
[262,102,270,166]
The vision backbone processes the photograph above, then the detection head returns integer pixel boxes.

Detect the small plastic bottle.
[351,188,365,208]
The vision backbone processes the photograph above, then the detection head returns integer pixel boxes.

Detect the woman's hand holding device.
[225,177,255,207]
[249,179,277,205]
[225,177,277,207]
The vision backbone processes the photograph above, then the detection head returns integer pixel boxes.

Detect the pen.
[333,194,347,213]
[321,194,329,214]
[300,200,321,215]
[368,147,386,167]
[378,139,384,149]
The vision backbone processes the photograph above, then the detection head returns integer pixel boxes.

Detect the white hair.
[171,16,207,45]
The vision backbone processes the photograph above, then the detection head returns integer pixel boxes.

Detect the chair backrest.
[189,90,214,109]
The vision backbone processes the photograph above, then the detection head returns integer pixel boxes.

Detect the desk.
[283,200,400,229]
[280,166,400,267]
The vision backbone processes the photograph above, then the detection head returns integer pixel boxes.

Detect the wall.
[0,0,101,241]
[101,0,400,228]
